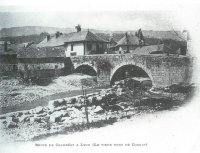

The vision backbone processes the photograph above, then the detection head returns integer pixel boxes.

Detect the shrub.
[96,58,113,72]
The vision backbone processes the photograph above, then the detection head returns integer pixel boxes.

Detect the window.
[70,52,77,56]
[13,65,17,71]
[71,44,73,51]
[64,42,68,47]
[87,43,92,51]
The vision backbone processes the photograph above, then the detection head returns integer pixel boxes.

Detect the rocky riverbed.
[0,78,191,142]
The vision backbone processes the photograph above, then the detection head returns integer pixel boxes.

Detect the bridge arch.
[74,64,97,76]
[110,62,154,85]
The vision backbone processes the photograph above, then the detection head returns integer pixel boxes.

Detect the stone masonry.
[70,54,193,87]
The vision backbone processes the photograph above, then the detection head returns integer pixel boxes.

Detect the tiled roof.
[17,46,66,58]
[116,34,140,46]
[37,31,107,47]
[131,44,172,55]
[37,35,65,47]
[66,31,106,42]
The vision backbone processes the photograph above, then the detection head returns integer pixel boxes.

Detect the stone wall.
[0,54,18,77]
[0,64,18,77]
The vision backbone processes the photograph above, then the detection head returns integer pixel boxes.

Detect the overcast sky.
[0,7,184,31]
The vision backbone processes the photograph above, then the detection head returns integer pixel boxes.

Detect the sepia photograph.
[0,0,200,153]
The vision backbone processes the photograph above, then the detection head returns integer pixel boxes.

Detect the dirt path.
[0,88,101,115]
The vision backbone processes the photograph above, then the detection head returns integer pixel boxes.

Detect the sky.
[0,0,199,32]
[0,11,183,31]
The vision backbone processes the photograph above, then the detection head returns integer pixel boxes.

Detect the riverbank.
[0,74,101,115]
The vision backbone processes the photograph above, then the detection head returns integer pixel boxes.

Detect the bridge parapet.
[69,54,193,87]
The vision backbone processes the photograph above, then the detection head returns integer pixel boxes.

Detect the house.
[17,45,72,81]
[37,26,108,57]
[64,30,108,56]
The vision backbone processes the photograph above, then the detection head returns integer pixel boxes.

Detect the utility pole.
[168,58,173,100]
[84,89,89,124]
[82,80,89,124]
[125,32,129,53]
[170,65,173,100]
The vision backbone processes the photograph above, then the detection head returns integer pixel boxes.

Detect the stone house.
[64,30,108,56]
[37,29,108,57]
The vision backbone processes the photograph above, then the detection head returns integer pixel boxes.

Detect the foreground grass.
[31,99,183,142]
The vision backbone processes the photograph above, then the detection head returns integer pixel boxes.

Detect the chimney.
[182,30,188,41]
[75,24,81,32]
[56,31,60,38]
[4,41,8,52]
[125,32,129,53]
[182,30,191,56]
[47,35,51,41]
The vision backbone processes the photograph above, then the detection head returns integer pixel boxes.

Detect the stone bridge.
[69,54,193,87]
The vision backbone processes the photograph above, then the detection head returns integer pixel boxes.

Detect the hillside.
[0,26,186,42]
[0,26,75,37]
[0,33,48,44]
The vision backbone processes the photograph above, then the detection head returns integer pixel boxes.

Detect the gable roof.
[131,44,173,55]
[109,37,117,43]
[116,34,140,47]
[17,46,66,58]
[37,35,65,47]
[37,31,107,48]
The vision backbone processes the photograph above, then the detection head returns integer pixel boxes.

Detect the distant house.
[37,26,108,57]
[130,44,173,55]
[115,32,144,54]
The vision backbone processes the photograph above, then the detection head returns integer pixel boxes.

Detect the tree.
[137,28,145,45]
